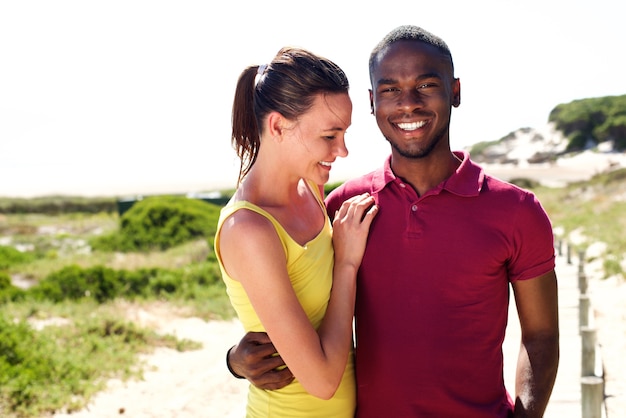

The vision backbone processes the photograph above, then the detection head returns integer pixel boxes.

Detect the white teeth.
[319,161,332,166]
[397,121,426,130]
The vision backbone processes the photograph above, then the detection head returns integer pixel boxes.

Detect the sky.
[1,0,626,198]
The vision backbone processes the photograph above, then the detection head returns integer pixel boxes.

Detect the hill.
[467,123,626,187]
[468,95,626,185]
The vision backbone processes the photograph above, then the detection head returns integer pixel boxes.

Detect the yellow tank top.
[214,182,355,418]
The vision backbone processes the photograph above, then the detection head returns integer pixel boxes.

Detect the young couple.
[216,25,559,418]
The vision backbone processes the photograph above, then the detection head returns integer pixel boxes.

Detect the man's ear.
[369,89,375,115]
[452,78,461,108]
[266,111,284,140]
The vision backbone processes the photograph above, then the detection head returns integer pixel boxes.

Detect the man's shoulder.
[325,172,378,212]
[482,173,536,198]
[479,174,548,219]
[329,172,376,197]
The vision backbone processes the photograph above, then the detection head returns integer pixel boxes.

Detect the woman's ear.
[267,111,285,141]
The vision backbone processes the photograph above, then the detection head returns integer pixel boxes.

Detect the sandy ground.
[47,154,624,417]
[52,304,249,418]
[482,150,626,186]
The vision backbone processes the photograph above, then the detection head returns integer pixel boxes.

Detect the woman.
[214,47,377,417]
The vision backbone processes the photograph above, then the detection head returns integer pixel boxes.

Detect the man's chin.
[388,142,432,159]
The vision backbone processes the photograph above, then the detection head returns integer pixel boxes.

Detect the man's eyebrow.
[375,77,397,86]
[416,73,442,80]
[375,73,442,86]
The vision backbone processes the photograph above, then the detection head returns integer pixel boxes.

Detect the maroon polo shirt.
[325,151,555,418]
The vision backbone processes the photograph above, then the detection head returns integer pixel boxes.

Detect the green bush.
[0,272,11,289]
[508,178,540,189]
[0,272,26,303]
[27,262,225,305]
[0,246,36,270]
[182,261,222,286]
[91,196,221,252]
[0,313,49,414]
[549,94,626,151]
[0,196,117,215]
[565,130,589,152]
[0,313,94,415]
[118,268,194,299]
[31,265,122,303]
[0,311,189,416]
[603,256,624,279]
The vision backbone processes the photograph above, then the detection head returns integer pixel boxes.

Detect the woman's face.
[284,92,352,185]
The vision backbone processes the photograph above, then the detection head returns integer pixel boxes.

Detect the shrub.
[603,256,624,279]
[0,272,11,289]
[148,270,183,296]
[0,245,36,270]
[26,263,225,304]
[92,196,221,252]
[0,272,26,303]
[182,262,222,287]
[508,178,540,189]
[30,265,123,303]
[0,311,187,416]
[0,196,117,215]
[565,131,589,152]
[0,313,48,413]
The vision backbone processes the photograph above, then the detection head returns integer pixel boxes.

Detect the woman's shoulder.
[220,201,276,236]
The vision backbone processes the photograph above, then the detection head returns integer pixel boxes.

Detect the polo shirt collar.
[445,150,485,197]
[369,155,395,195]
[370,150,485,197]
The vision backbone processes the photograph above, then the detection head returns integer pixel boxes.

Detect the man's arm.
[511,270,560,418]
[227,331,294,390]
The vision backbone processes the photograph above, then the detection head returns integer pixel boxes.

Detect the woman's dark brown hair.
[231,47,349,185]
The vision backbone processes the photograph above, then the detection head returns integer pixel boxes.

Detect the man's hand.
[228,331,294,390]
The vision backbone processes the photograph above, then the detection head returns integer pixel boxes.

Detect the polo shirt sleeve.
[508,191,556,282]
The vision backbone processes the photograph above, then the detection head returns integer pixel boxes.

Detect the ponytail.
[231,65,262,185]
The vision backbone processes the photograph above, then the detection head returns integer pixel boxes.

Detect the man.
[227,25,559,417]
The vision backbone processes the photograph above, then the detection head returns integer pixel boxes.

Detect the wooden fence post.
[578,249,586,273]
[578,272,588,294]
[575,247,603,418]
[567,243,572,264]
[581,376,603,418]
[580,327,597,377]
[579,295,590,331]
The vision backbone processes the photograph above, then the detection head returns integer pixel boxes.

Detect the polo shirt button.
[411,204,418,212]
[399,183,406,188]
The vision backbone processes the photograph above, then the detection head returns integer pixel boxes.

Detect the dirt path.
[52,306,249,418]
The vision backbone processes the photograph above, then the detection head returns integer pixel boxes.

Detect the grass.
[1,299,201,417]
[531,168,626,275]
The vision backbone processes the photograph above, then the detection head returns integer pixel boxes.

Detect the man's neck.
[391,151,461,197]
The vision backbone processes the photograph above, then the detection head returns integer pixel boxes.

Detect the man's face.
[369,40,460,160]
